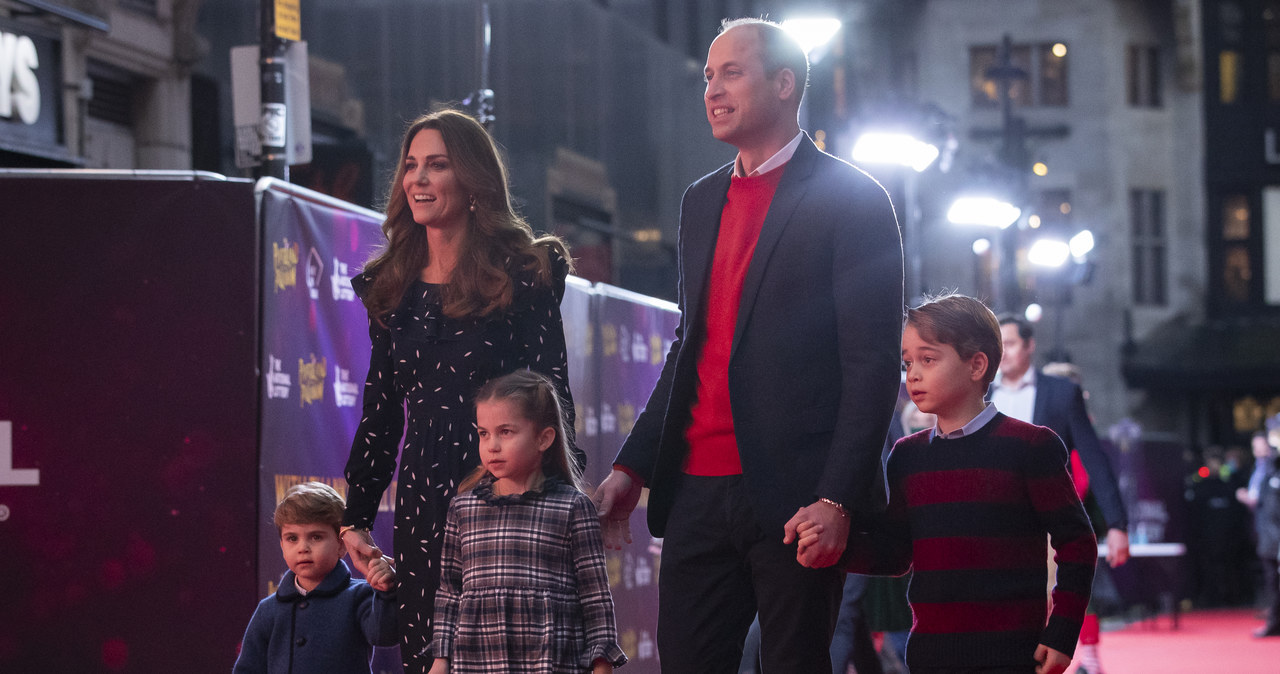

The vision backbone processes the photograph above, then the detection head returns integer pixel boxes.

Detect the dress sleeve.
[1027,428,1097,657]
[343,303,406,527]
[570,493,628,669]
[510,249,582,468]
[430,500,465,660]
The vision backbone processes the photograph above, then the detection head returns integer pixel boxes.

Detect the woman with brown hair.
[338,108,578,673]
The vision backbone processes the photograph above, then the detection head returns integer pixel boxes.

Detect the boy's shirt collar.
[930,403,998,441]
[276,559,352,602]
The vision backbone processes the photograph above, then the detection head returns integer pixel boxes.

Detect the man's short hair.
[908,292,1003,387]
[997,313,1034,342]
[274,481,345,533]
[719,18,810,104]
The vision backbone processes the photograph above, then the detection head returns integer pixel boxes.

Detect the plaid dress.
[431,477,627,673]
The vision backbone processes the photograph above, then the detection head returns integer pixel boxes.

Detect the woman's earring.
[469,195,477,212]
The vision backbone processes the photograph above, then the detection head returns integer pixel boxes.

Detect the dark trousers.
[830,573,885,674]
[657,474,843,674]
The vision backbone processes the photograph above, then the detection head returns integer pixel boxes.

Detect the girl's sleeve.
[570,494,628,669]
[343,306,405,528]
[430,501,466,660]
[511,250,582,468]
[1027,428,1097,657]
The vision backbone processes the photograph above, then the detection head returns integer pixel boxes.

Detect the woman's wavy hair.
[460,370,586,494]
[360,107,571,320]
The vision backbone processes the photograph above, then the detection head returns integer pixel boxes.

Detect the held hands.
[341,527,383,578]
[782,500,850,568]
[593,469,643,550]
[1033,644,1072,674]
[365,554,397,592]
[1105,528,1130,568]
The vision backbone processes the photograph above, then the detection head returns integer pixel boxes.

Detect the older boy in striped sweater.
[789,293,1096,674]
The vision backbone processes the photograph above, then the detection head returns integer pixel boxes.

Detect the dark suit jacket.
[615,136,904,536]
[1032,372,1129,531]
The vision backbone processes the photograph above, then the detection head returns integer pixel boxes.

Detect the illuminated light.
[1028,238,1071,268]
[1025,303,1044,322]
[1198,466,1211,479]
[947,196,1021,228]
[1053,43,1068,58]
[1032,162,1049,176]
[1060,202,1072,215]
[972,238,991,255]
[851,131,940,172]
[1029,214,1042,228]
[1069,230,1095,258]
[781,18,843,56]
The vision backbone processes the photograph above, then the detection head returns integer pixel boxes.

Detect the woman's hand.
[341,527,383,577]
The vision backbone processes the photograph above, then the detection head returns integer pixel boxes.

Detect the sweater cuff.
[613,463,645,489]
[582,642,628,669]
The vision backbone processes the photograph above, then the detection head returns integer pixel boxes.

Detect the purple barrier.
[593,283,679,672]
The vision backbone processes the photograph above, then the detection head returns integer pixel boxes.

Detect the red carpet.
[1064,608,1280,673]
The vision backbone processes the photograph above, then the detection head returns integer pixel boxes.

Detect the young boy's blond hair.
[273,482,345,533]
[905,292,1003,387]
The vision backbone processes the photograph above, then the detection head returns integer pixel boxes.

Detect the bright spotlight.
[1025,303,1044,322]
[972,238,991,255]
[781,18,842,56]
[851,132,940,172]
[1028,238,1071,268]
[1069,230,1095,258]
[947,196,1021,229]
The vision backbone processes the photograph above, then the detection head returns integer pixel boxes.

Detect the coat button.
[295,637,307,647]
[298,601,309,609]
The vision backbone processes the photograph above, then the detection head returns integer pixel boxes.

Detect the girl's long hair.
[460,370,586,494]
[360,107,570,320]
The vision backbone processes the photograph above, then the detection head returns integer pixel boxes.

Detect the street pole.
[259,0,289,180]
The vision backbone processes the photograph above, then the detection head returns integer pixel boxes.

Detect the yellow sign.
[274,0,300,41]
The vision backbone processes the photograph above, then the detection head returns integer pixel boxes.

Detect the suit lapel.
[683,165,733,326]
[730,136,818,356]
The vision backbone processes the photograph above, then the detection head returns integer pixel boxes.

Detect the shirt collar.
[995,366,1036,391]
[734,131,805,178]
[930,403,999,441]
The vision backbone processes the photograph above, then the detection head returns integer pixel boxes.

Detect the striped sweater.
[842,413,1096,669]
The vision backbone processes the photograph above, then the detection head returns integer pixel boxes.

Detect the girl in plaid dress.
[429,371,627,674]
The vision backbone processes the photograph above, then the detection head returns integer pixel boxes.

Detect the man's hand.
[593,469,643,550]
[1033,644,1071,674]
[1105,528,1130,567]
[783,500,850,568]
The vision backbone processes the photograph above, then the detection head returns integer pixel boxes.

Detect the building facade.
[0,0,202,169]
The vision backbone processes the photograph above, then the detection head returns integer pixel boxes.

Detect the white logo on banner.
[330,257,355,302]
[267,355,292,399]
[584,406,599,437]
[617,325,631,363]
[333,365,358,407]
[600,403,617,434]
[0,421,39,486]
[306,248,324,300]
[630,331,649,363]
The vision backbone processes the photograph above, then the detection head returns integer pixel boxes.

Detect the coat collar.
[275,559,353,602]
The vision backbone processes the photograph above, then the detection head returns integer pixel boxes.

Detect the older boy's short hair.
[907,292,1003,387]
[274,481,345,533]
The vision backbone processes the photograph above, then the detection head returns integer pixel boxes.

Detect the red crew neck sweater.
[683,165,786,475]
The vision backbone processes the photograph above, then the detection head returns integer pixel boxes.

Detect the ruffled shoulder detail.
[351,271,374,301]
[473,475,565,506]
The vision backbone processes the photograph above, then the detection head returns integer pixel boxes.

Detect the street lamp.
[1028,229,1094,362]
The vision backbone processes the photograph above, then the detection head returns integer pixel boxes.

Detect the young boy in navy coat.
[233,482,398,674]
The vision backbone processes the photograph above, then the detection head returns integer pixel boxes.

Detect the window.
[1131,189,1167,306]
[970,42,1067,108]
[1266,1,1280,102]
[1220,2,1245,104]
[1127,45,1163,107]
[1221,194,1252,303]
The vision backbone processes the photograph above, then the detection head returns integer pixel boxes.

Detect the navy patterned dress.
[431,477,627,673]
[343,249,575,673]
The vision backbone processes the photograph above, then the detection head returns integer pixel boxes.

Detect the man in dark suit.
[991,315,1129,673]
[592,17,903,674]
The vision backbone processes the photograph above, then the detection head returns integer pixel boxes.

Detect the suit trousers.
[657,473,843,673]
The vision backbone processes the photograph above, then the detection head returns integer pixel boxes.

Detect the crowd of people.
[228,16,1279,674]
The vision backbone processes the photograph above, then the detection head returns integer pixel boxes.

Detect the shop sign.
[0,18,64,159]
